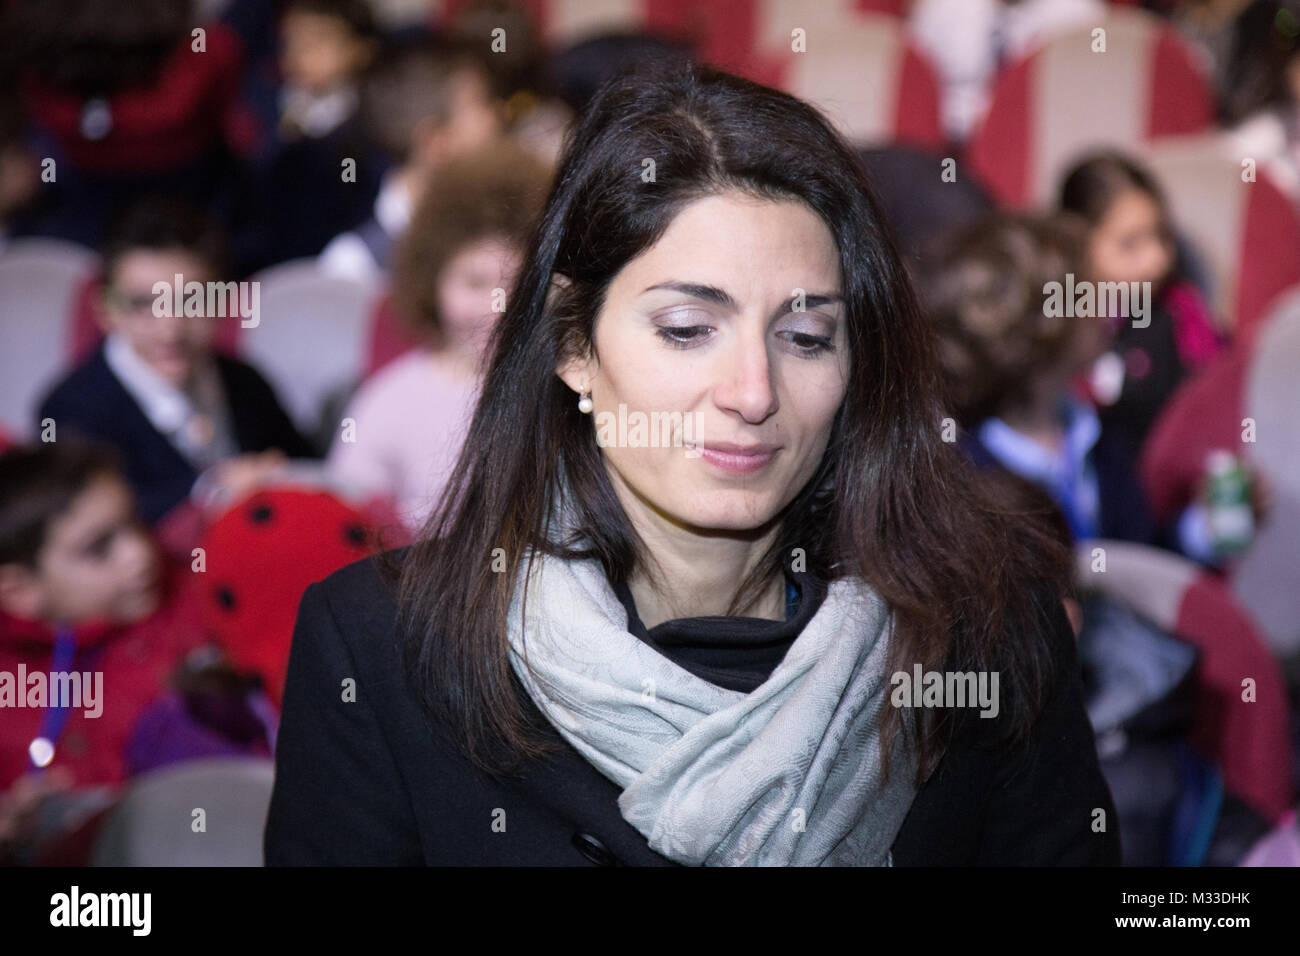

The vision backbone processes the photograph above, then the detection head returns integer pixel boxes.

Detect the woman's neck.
[619,503,787,628]
[628,567,787,630]
[601,440,791,628]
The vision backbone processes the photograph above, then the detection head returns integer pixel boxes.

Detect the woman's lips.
[688,442,779,475]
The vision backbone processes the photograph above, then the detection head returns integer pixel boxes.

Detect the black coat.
[264,551,1122,866]
[38,343,315,523]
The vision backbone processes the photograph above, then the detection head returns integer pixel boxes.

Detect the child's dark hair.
[283,0,380,43]
[1059,151,1168,227]
[361,36,495,164]
[99,196,229,286]
[0,440,124,567]
[922,212,1087,428]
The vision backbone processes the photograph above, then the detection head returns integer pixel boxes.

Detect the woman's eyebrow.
[641,281,737,308]
[641,282,844,311]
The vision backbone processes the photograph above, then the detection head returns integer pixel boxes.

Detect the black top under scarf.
[609,569,829,694]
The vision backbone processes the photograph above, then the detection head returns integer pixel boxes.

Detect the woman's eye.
[656,325,836,354]
[782,331,835,355]
[656,325,711,347]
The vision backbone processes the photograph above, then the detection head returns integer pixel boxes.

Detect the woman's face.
[559,191,850,536]
[1087,187,1173,287]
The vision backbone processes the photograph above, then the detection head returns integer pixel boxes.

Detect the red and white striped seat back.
[967,9,1212,207]
[1144,134,1300,337]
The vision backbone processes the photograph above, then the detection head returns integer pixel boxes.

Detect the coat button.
[572,831,619,866]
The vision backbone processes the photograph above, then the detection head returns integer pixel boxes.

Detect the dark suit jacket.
[38,343,315,523]
[263,549,1122,866]
[958,427,1161,547]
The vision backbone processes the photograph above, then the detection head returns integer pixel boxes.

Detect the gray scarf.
[505,531,919,866]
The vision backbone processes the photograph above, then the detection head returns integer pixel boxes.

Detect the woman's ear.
[550,273,593,394]
[556,348,594,396]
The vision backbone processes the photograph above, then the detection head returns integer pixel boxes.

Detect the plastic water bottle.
[1204,450,1254,557]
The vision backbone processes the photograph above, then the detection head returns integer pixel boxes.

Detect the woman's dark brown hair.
[387,61,1070,787]
[391,143,550,344]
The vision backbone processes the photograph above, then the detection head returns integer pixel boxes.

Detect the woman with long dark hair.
[264,61,1119,866]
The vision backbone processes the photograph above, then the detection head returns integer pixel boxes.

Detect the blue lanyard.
[1056,409,1099,541]
[28,626,78,773]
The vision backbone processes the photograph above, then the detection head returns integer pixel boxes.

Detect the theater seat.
[767,12,945,148]
[90,757,274,866]
[966,8,1213,207]
[0,238,97,438]
[1142,134,1300,338]
[542,3,943,148]
[1140,286,1300,656]
[1075,538,1292,822]
[239,260,381,440]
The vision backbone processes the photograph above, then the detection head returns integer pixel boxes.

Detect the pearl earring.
[578,388,593,414]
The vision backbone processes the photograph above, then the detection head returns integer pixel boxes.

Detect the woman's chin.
[667,497,784,535]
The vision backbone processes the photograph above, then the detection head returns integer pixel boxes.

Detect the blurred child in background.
[318,37,505,281]
[37,197,314,527]
[0,441,276,864]
[326,143,548,533]
[1059,152,1226,450]
[0,442,198,861]
[252,0,382,268]
[923,212,1162,544]
[1060,152,1234,559]
[11,0,253,248]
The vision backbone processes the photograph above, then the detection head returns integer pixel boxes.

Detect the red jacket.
[21,22,254,173]
[0,560,206,791]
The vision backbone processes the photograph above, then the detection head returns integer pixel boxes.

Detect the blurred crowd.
[1,0,1299,866]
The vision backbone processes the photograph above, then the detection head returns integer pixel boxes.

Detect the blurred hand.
[203,451,289,509]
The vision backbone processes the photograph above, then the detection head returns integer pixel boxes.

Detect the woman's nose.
[714,332,778,423]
